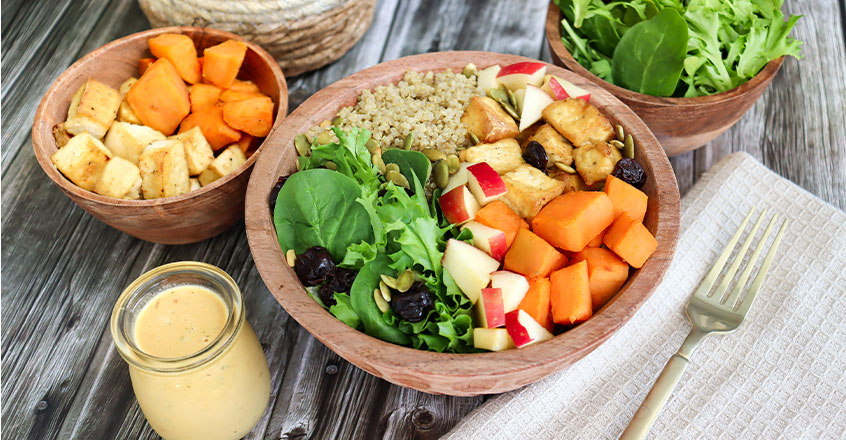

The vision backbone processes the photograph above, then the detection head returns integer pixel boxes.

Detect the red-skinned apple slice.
[438,186,480,225]
[442,238,501,304]
[442,162,473,194]
[518,84,554,132]
[462,221,508,261]
[477,65,501,92]
[473,327,515,351]
[476,287,505,328]
[542,75,591,102]
[505,309,554,348]
[491,270,530,312]
[496,62,546,91]
[466,162,507,205]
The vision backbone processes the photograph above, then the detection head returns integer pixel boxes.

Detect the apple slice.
[491,270,529,312]
[542,75,591,102]
[473,327,515,351]
[476,287,505,328]
[442,238,501,303]
[462,221,508,261]
[439,186,480,225]
[477,65,501,92]
[442,162,473,195]
[518,84,554,132]
[496,62,546,91]
[514,88,526,113]
[505,309,554,348]
[466,162,507,205]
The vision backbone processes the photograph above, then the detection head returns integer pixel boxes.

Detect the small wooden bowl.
[245,51,680,396]
[32,26,287,244]
[545,3,783,156]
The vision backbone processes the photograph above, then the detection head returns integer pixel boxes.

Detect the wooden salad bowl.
[245,51,680,396]
[32,26,287,244]
[545,2,783,156]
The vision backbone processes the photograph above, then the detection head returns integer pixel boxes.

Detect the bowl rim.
[245,51,681,394]
[544,2,784,107]
[31,25,288,208]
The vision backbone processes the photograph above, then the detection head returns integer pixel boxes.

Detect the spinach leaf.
[350,255,411,345]
[381,149,431,190]
[273,169,373,262]
[329,293,361,329]
[611,7,688,96]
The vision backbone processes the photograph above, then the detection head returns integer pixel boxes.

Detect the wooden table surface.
[2,0,844,438]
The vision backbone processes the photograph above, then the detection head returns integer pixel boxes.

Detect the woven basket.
[139,0,377,77]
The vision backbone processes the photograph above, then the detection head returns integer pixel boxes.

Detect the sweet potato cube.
[603,214,657,269]
[236,134,257,155]
[586,227,607,247]
[179,103,241,150]
[460,96,519,143]
[228,79,261,94]
[202,39,248,89]
[148,33,201,84]
[604,175,648,222]
[474,200,529,248]
[219,89,265,103]
[504,229,568,278]
[550,261,592,325]
[189,83,221,113]
[571,247,629,310]
[222,96,274,137]
[126,58,190,135]
[518,277,553,332]
[138,58,155,76]
[532,191,614,252]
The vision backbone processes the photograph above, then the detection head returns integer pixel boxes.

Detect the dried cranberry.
[523,141,548,172]
[269,176,289,211]
[390,281,434,323]
[611,158,647,189]
[294,246,335,286]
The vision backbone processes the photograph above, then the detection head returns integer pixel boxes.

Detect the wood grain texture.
[2,0,844,438]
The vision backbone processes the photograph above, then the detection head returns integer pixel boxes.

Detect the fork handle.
[620,329,707,440]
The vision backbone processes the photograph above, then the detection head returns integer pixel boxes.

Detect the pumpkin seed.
[285,249,297,267]
[331,116,344,126]
[365,138,381,154]
[486,87,508,103]
[469,131,480,145]
[609,139,625,149]
[446,154,460,174]
[385,163,400,174]
[422,148,446,162]
[507,87,518,109]
[386,170,409,188]
[555,162,577,174]
[498,98,520,120]
[317,131,333,145]
[294,134,311,156]
[624,134,635,159]
[379,285,392,302]
[433,159,449,189]
[615,124,625,142]
[403,132,414,150]
[380,274,398,290]
[374,288,390,313]
[319,120,330,129]
[372,153,386,174]
[324,160,337,170]
[462,63,477,78]
[396,269,414,292]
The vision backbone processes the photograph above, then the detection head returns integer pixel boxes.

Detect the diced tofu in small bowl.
[32,26,287,244]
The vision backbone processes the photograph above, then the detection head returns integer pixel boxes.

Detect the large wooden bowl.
[545,3,783,156]
[245,51,680,396]
[32,26,287,244]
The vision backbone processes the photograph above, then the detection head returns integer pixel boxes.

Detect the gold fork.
[620,207,788,440]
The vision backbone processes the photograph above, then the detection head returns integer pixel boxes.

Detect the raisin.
[390,281,434,323]
[294,246,335,286]
[523,141,548,172]
[611,158,647,189]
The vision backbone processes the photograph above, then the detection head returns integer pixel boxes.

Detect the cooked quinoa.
[306,69,482,155]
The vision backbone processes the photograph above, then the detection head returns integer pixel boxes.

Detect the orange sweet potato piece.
[571,247,629,310]
[504,229,568,278]
[532,191,614,252]
[197,56,204,71]
[189,83,221,113]
[219,89,265,102]
[148,33,201,84]
[518,278,553,332]
[228,79,261,94]
[603,214,657,269]
[587,227,608,247]
[179,103,241,150]
[127,58,190,135]
[550,260,592,325]
[474,200,529,248]
[202,39,248,89]
[604,175,648,222]
[222,96,274,137]
[139,57,155,76]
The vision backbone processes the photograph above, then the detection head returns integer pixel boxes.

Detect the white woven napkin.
[444,152,846,440]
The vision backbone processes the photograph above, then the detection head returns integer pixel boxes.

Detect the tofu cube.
[189,178,201,191]
[65,79,122,139]
[138,140,191,199]
[116,100,143,125]
[460,96,519,143]
[169,126,214,175]
[199,145,247,186]
[118,78,137,97]
[53,122,71,148]
[198,168,220,187]
[548,168,589,193]
[458,138,524,174]
[94,156,142,199]
[500,164,566,220]
[528,123,573,166]
[541,98,614,147]
[573,142,622,187]
[50,132,113,191]
[104,121,166,165]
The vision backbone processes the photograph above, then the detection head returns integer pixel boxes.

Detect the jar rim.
[110,261,244,373]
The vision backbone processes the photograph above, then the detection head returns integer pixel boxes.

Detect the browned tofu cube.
[53,122,71,148]
[169,126,214,175]
[500,164,566,219]
[199,145,247,186]
[541,98,614,147]
[94,156,142,199]
[528,123,574,166]
[573,142,622,186]
[104,121,166,165]
[50,132,113,191]
[65,79,122,139]
[138,140,191,199]
[548,167,589,193]
[459,138,524,174]
[460,96,519,143]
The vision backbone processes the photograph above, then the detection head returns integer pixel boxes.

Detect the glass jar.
[111,262,270,440]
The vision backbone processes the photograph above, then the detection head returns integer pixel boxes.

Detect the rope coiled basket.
[139,0,377,77]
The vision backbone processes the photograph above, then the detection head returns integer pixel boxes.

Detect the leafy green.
[329,293,361,329]
[381,149,431,190]
[350,255,411,345]
[612,8,688,96]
